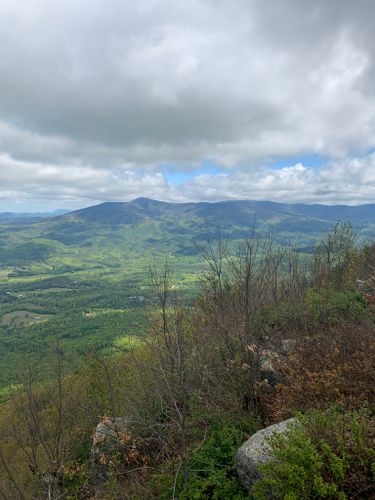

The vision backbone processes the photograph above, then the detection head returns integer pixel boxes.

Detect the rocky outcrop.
[259,340,297,385]
[260,349,280,385]
[236,418,297,492]
[91,416,132,484]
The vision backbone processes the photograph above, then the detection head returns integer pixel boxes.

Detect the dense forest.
[0,222,374,499]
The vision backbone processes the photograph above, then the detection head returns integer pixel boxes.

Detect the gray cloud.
[0,0,375,208]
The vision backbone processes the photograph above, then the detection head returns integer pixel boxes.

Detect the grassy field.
[1,310,52,327]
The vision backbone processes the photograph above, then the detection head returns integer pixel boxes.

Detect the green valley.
[0,198,375,390]
[0,199,374,499]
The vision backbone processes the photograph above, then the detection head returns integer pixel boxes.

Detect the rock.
[281,338,297,353]
[356,279,365,290]
[92,416,131,449]
[260,349,280,385]
[260,349,276,373]
[90,416,132,484]
[236,418,297,492]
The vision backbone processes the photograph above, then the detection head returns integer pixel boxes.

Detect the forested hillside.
[0,221,374,499]
[2,198,375,265]
[1,199,375,392]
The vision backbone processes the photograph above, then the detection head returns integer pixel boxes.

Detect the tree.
[313,222,356,291]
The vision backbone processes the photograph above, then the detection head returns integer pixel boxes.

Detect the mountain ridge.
[1,198,374,266]
[61,197,375,226]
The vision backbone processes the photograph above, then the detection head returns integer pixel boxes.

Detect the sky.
[1,0,375,211]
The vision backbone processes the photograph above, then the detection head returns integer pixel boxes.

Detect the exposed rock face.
[92,416,131,449]
[91,416,132,484]
[260,349,279,385]
[236,418,297,492]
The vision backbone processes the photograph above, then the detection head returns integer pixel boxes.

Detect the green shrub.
[305,289,368,324]
[155,417,258,500]
[252,408,375,499]
[180,421,250,499]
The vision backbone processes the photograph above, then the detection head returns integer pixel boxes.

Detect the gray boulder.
[281,338,297,354]
[236,418,297,492]
[260,349,280,385]
[91,416,132,484]
[92,416,131,450]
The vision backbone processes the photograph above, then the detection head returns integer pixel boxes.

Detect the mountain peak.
[131,197,167,206]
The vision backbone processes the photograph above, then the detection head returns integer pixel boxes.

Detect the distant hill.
[59,197,375,245]
[0,198,374,265]
[0,209,70,225]
[65,197,375,226]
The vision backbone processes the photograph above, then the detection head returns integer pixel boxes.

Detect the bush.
[154,418,258,500]
[252,408,375,499]
[180,421,250,500]
[270,324,375,420]
[305,289,368,325]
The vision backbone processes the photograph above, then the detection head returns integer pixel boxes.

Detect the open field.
[1,310,52,327]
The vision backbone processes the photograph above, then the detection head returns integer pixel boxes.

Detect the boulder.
[281,338,297,353]
[260,349,280,385]
[236,418,297,492]
[91,416,132,484]
[92,416,131,449]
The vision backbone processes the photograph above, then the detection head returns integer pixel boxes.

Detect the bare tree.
[313,222,356,291]
[195,227,308,413]
[0,344,85,499]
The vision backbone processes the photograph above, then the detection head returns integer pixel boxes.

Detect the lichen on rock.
[236,418,297,492]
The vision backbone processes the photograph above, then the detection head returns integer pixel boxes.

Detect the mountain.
[0,209,71,225]
[0,198,374,266]
[63,197,375,227]
[56,197,375,247]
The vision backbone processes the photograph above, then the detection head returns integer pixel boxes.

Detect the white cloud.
[1,153,375,209]
[0,0,375,208]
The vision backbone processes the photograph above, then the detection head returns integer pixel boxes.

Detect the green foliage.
[305,288,368,324]
[158,420,254,500]
[182,424,247,499]
[252,427,344,499]
[0,217,374,498]
[252,408,375,499]
[62,461,92,499]
[313,222,357,291]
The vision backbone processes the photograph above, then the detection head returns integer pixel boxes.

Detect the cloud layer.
[0,0,375,209]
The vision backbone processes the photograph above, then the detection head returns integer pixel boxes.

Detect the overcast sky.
[1,0,375,210]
